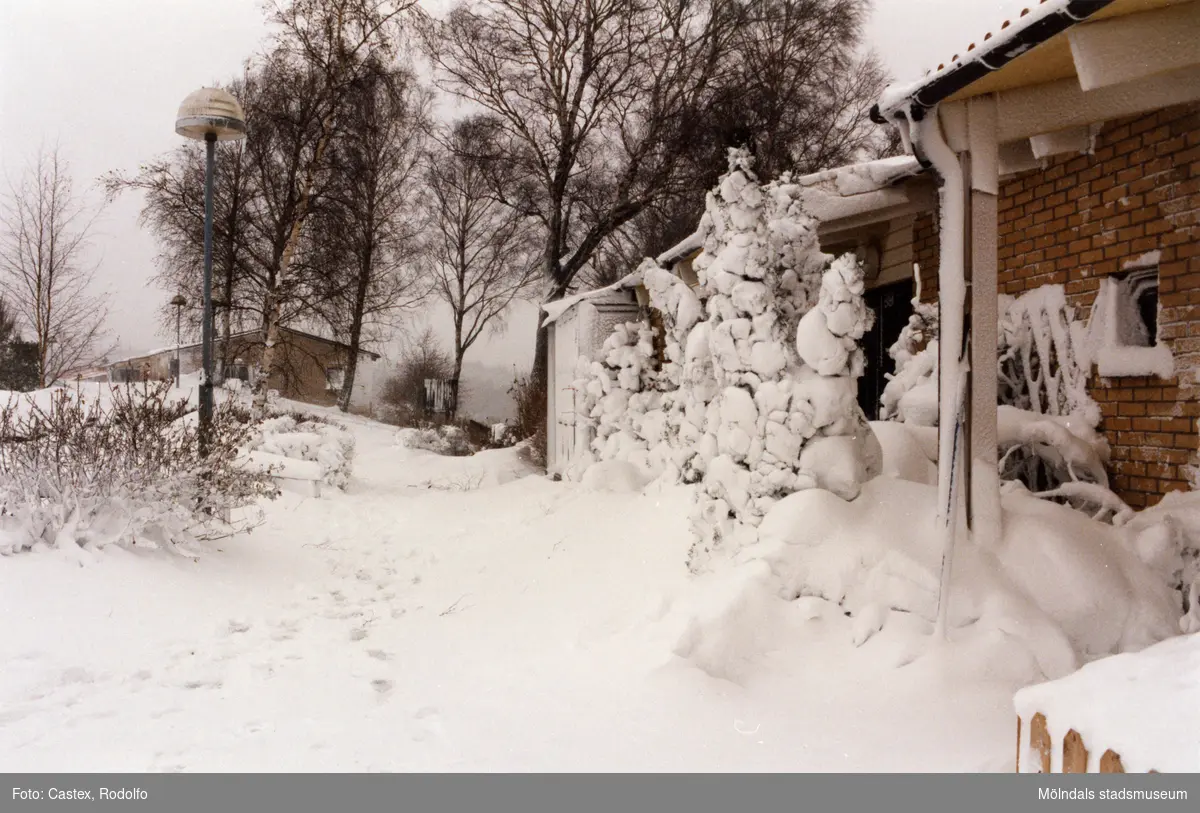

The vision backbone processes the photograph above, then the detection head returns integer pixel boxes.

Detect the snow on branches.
[575,150,883,569]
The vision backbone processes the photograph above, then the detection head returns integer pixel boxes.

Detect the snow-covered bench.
[235,450,324,497]
[1015,634,1199,773]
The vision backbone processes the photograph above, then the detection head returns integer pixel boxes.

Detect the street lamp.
[170,294,187,387]
[175,87,246,452]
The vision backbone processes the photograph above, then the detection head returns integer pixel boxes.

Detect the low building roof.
[104,326,381,368]
[540,272,641,328]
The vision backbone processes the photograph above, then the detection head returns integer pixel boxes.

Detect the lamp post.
[170,294,187,387]
[175,88,246,452]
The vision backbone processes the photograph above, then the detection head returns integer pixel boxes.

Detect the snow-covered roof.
[656,231,704,266]
[540,272,641,328]
[793,155,926,224]
[874,0,1118,123]
[104,326,382,367]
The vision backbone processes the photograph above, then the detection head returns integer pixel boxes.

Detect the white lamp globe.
[175,87,246,141]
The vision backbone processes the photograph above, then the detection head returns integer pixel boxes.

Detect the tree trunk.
[337,262,371,413]
[253,128,332,412]
[449,351,464,421]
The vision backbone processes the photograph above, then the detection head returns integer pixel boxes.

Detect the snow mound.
[1015,633,1200,773]
[394,443,540,491]
[245,415,355,489]
[395,425,472,457]
[669,477,1181,683]
[869,421,937,485]
[580,460,651,493]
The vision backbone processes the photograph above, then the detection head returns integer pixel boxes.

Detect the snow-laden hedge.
[396,425,473,457]
[243,414,356,489]
[0,383,278,556]
[572,150,881,570]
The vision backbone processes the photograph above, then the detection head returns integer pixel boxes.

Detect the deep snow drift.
[0,402,1191,771]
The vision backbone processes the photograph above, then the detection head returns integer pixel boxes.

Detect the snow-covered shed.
[542,276,642,476]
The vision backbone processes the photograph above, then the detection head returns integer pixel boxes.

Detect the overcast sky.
[0,0,1032,367]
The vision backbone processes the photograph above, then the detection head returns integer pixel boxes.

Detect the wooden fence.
[1017,713,1144,773]
[423,378,456,416]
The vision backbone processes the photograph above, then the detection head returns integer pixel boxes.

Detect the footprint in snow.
[182,678,223,690]
[371,679,393,695]
[411,706,445,743]
[349,628,369,642]
[366,649,391,661]
[226,620,252,635]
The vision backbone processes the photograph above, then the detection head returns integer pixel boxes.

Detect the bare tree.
[425,115,538,418]
[705,0,888,179]
[0,146,109,386]
[251,0,417,410]
[585,0,890,287]
[307,59,433,412]
[424,0,745,385]
[104,101,259,377]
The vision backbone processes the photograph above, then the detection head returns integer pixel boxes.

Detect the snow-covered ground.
[0,409,1044,772]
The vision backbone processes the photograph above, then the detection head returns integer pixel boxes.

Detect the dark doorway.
[857,279,914,421]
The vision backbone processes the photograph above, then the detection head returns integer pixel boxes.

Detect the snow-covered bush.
[585,319,661,471]
[880,284,938,424]
[0,383,278,555]
[508,372,547,468]
[998,286,1096,423]
[568,151,882,568]
[397,424,473,457]
[686,151,879,569]
[243,414,356,489]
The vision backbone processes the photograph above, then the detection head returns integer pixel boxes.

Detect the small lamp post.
[212,295,229,385]
[175,88,246,452]
[170,294,187,387]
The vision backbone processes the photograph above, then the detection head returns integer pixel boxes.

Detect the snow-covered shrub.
[996,287,1112,506]
[880,284,938,424]
[585,320,661,472]
[508,372,546,468]
[686,150,879,569]
[243,414,356,489]
[397,424,473,457]
[0,383,278,555]
[999,286,1096,423]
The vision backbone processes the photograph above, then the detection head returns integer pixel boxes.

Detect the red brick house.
[544,0,1200,515]
[855,0,1200,516]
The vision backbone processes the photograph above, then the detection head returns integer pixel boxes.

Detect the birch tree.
[251,0,415,410]
[425,115,538,418]
[0,146,109,386]
[424,0,745,386]
[306,59,432,411]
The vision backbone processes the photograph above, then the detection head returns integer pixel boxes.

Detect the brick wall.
[995,102,1200,507]
[910,102,1200,507]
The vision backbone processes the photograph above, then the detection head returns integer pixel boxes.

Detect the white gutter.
[907,111,970,642]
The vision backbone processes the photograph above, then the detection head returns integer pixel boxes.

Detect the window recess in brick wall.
[1084,252,1174,379]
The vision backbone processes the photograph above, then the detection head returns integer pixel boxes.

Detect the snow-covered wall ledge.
[1015,633,1200,773]
[1084,272,1176,380]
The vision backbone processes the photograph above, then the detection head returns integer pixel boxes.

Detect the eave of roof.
[872,0,1120,124]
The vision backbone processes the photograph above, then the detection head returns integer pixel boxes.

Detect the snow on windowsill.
[1095,345,1175,380]
[1014,633,1200,773]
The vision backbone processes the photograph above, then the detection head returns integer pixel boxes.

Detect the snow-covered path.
[0,416,1021,771]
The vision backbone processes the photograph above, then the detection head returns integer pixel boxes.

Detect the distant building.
[98,327,383,412]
